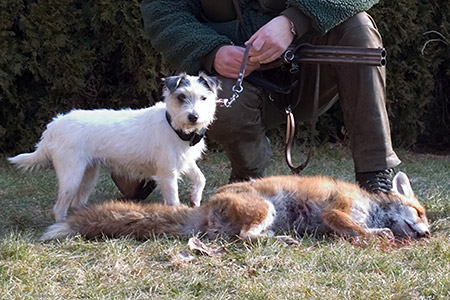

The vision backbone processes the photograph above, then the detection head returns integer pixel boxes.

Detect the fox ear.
[392,172,414,197]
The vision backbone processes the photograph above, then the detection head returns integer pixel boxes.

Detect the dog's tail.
[8,147,50,171]
[39,222,77,242]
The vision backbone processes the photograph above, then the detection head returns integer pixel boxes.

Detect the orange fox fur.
[40,172,430,242]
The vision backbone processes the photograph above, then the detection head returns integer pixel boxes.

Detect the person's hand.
[213,45,260,78]
[246,15,294,64]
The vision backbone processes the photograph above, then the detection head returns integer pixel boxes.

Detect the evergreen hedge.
[371,0,450,149]
[0,0,449,154]
[0,0,170,154]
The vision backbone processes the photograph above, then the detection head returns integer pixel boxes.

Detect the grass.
[1,143,449,299]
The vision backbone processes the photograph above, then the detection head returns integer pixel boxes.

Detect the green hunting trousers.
[207,12,401,182]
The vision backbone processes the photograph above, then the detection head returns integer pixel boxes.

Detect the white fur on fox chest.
[349,195,374,229]
[45,102,205,179]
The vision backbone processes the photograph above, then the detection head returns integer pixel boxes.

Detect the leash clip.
[224,81,244,107]
[223,43,252,108]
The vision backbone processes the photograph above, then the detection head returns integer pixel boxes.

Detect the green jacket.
[141,0,379,73]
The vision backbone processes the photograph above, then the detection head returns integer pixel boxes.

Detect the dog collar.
[165,111,206,146]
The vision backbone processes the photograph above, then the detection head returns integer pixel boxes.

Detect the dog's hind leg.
[72,164,100,209]
[185,162,205,207]
[52,158,88,222]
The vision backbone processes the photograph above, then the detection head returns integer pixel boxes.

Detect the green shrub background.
[1,0,449,154]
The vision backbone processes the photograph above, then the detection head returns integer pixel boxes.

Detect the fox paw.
[275,235,300,246]
[374,228,395,240]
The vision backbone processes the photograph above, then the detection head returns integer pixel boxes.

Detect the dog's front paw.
[190,191,202,207]
[190,198,201,207]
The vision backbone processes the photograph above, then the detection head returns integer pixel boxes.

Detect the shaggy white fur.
[9,73,220,222]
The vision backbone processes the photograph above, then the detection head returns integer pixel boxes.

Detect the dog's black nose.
[188,113,198,123]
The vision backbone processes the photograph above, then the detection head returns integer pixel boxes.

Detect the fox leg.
[238,199,277,240]
[366,228,394,240]
[206,192,276,239]
[322,206,394,239]
[322,208,369,237]
[239,223,270,240]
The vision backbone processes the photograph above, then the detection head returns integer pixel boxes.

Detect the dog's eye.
[200,96,207,101]
[178,94,186,102]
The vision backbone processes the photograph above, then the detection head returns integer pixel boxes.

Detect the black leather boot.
[111,173,157,201]
[356,168,395,193]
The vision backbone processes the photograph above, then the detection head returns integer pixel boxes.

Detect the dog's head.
[384,172,430,239]
[163,72,220,133]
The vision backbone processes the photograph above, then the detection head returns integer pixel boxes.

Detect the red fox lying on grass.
[39,172,430,242]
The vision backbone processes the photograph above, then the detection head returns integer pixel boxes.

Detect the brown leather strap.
[222,42,253,107]
[231,0,317,175]
[285,107,310,174]
[232,0,250,38]
[285,108,312,174]
[285,63,320,175]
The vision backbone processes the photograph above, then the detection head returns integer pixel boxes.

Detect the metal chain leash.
[221,42,253,108]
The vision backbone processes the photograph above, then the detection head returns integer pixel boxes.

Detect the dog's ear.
[163,73,188,93]
[198,72,221,93]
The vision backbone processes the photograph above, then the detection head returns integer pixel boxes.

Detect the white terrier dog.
[9,72,220,222]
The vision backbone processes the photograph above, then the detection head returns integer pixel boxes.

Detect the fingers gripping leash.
[218,43,253,108]
[219,41,314,175]
[218,0,388,174]
[218,40,386,173]
[218,42,314,175]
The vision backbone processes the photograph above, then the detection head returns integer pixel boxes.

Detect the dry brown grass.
[1,144,449,299]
